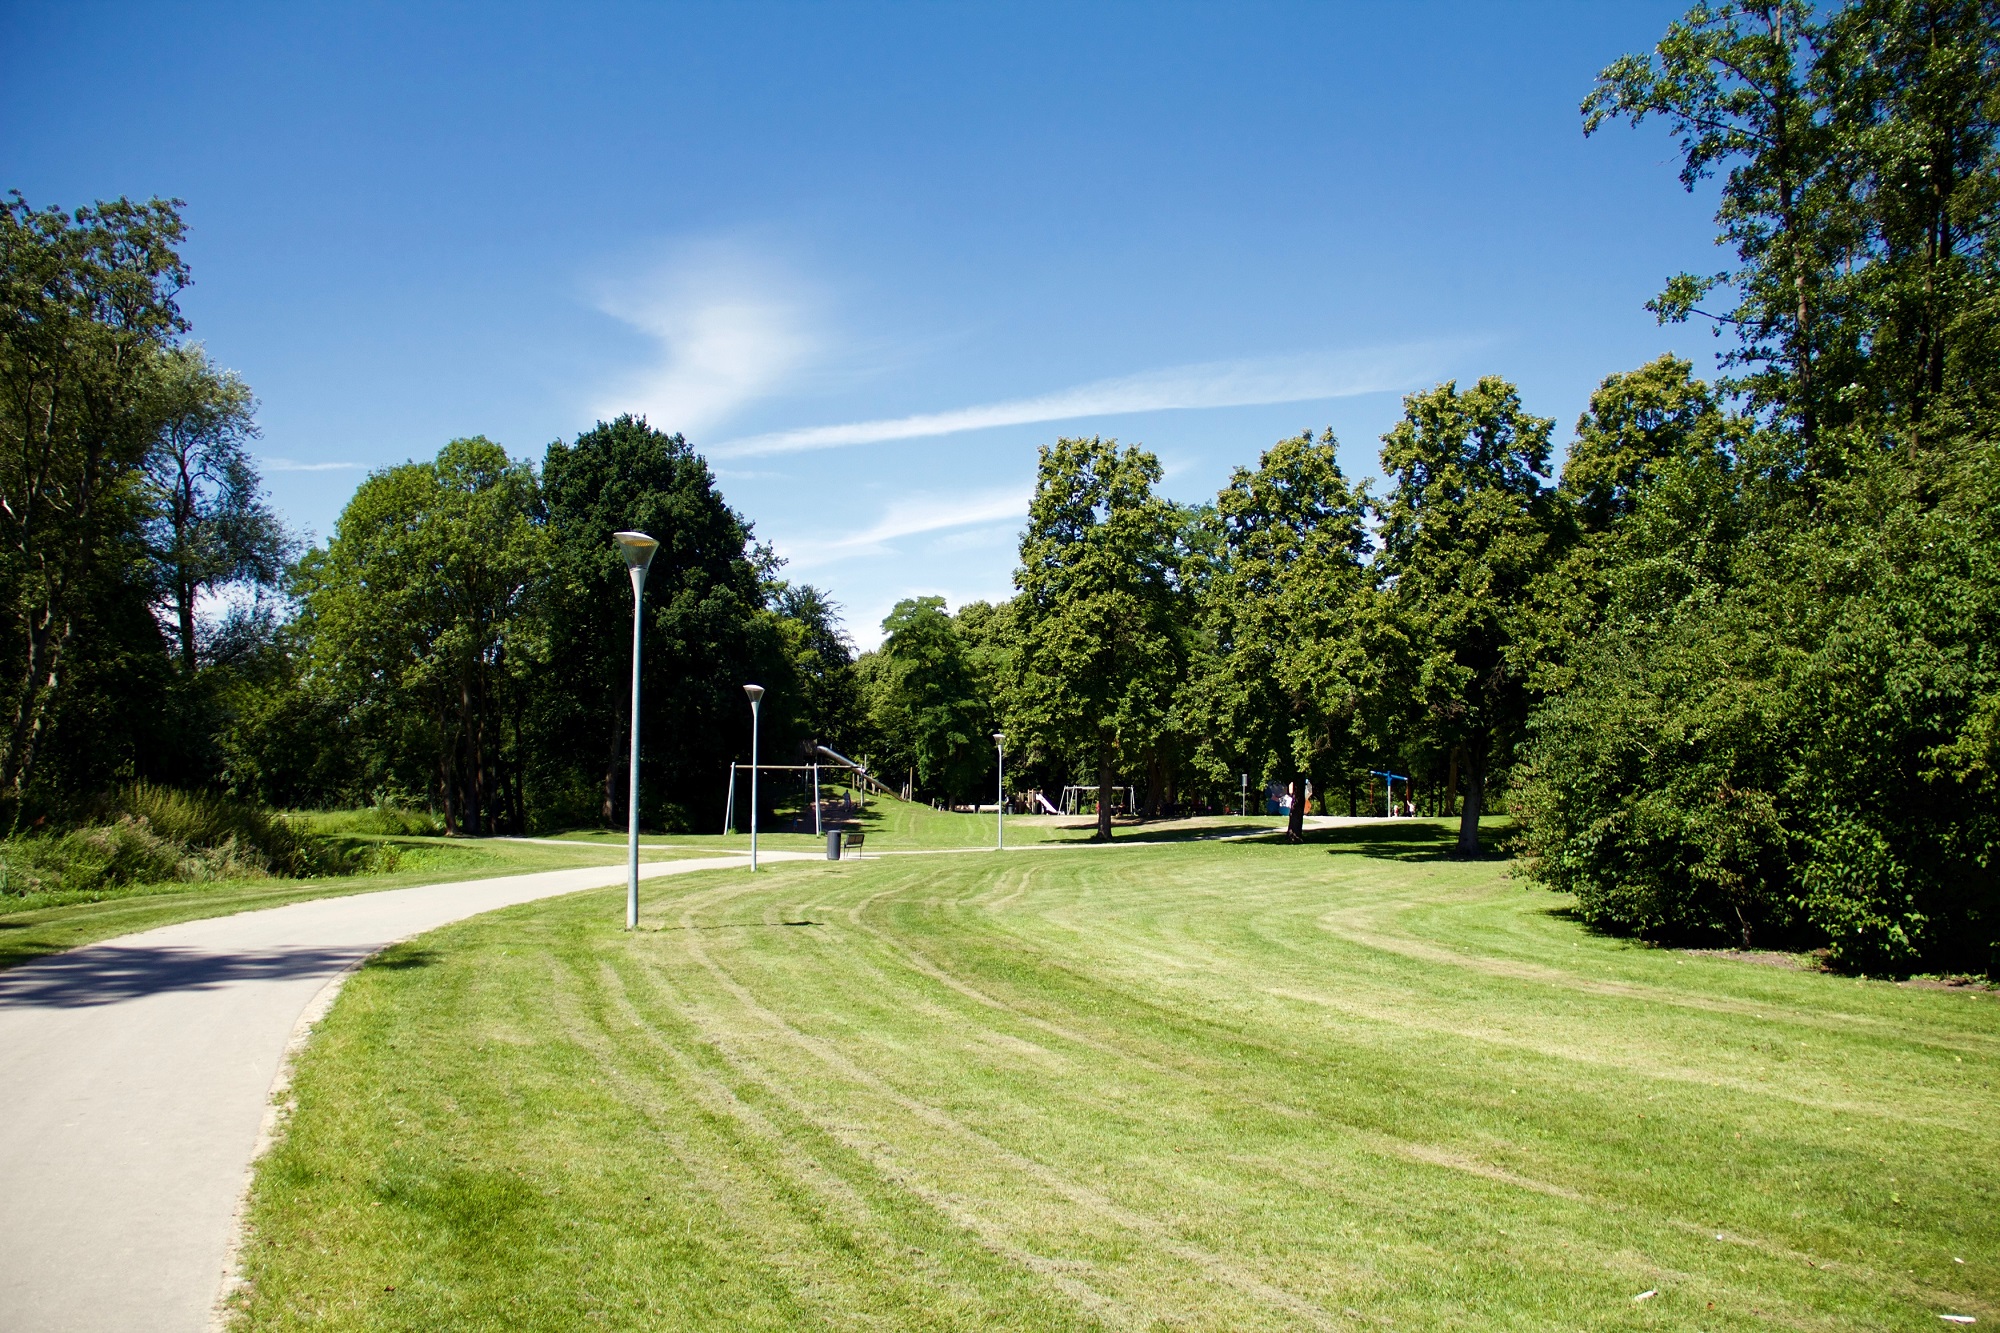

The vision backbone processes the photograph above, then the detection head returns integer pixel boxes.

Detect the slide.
[1035,793,1061,815]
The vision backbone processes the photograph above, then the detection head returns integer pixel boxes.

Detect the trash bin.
[827,828,842,860]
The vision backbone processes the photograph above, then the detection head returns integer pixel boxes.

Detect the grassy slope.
[232,822,1997,1330]
[0,837,714,971]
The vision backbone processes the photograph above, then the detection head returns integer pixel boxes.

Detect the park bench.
[843,831,866,859]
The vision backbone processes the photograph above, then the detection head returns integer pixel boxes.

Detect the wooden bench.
[842,831,866,859]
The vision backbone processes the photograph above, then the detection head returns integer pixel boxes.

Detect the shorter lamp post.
[743,684,764,871]
[1240,773,1248,819]
[993,732,1005,850]
[614,530,659,930]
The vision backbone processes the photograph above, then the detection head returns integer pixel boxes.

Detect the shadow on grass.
[1104,822,1276,844]
[650,920,825,932]
[364,946,439,971]
[1283,819,1523,863]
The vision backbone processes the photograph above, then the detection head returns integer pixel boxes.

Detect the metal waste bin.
[827,828,842,860]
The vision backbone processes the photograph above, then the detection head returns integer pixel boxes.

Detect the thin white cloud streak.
[778,487,1029,570]
[592,241,818,436]
[707,343,1445,459]
[261,458,362,472]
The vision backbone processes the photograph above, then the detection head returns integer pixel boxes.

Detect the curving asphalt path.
[0,852,817,1333]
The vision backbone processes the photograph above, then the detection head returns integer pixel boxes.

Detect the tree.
[0,193,190,810]
[865,597,993,803]
[294,438,544,834]
[536,416,783,831]
[1010,437,1186,840]
[141,346,288,672]
[772,582,865,754]
[1194,431,1370,841]
[1378,378,1561,857]
[1524,0,2000,973]
[1584,0,2000,459]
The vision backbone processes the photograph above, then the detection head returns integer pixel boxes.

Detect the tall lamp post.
[743,684,764,871]
[614,531,659,930]
[993,732,1005,851]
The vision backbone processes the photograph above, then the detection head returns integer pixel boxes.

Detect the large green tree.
[141,345,288,673]
[1378,378,1562,857]
[1584,0,2000,459]
[293,438,544,834]
[0,194,190,809]
[1194,431,1370,841]
[1010,437,1187,840]
[536,415,787,832]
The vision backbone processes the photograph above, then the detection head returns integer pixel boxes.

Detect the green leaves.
[1192,431,1369,837]
[1011,438,1189,835]
[1377,379,1561,854]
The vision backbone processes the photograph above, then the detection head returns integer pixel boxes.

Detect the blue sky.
[3,2,1717,647]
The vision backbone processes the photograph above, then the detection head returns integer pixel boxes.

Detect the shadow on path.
[0,943,372,1010]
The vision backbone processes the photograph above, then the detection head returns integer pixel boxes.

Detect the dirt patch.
[1681,948,1824,972]
[1898,975,1996,992]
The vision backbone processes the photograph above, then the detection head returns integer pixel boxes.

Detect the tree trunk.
[1095,737,1114,841]
[1286,772,1306,843]
[1455,737,1486,858]
[176,580,198,673]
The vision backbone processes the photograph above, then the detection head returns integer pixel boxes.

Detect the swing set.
[1367,769,1411,818]
[723,744,896,836]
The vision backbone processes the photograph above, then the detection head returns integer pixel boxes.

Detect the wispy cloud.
[592,240,818,436]
[779,487,1029,570]
[260,457,363,472]
[707,343,1444,459]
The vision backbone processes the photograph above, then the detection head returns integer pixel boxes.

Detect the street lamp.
[993,732,1005,851]
[1241,773,1248,819]
[743,684,765,871]
[614,530,659,930]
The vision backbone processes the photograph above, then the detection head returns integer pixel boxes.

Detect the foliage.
[292,438,544,834]
[863,596,995,802]
[140,344,288,671]
[771,582,865,754]
[534,415,792,833]
[1519,0,2000,974]
[1191,430,1371,840]
[1009,438,1190,838]
[0,192,191,809]
[1377,378,1562,856]
[0,781,379,897]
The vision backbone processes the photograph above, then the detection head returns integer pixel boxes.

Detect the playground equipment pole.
[994,732,1005,850]
[744,684,765,870]
[614,531,659,930]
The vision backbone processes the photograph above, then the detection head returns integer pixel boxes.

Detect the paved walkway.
[0,853,818,1333]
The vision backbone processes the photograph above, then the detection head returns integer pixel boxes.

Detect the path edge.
[206,937,390,1330]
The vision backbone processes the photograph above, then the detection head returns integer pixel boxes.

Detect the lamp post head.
[743,683,765,706]
[614,530,660,569]
[993,732,1005,746]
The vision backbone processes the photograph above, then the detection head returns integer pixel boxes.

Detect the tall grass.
[0,784,400,899]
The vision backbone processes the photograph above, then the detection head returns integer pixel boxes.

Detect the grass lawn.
[0,836,714,972]
[230,821,1997,1330]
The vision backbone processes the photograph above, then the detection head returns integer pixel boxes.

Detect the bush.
[0,784,410,898]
